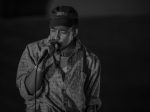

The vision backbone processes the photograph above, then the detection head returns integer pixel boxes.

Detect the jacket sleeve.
[85,53,102,112]
[16,44,43,101]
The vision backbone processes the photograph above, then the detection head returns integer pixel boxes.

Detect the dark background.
[0,0,150,112]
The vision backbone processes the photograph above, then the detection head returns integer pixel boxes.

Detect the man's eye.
[60,30,68,34]
[50,28,56,32]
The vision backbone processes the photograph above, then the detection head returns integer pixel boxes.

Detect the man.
[16,6,102,112]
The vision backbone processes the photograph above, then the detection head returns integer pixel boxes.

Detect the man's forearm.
[25,66,44,95]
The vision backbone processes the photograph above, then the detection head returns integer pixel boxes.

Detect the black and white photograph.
[0,0,150,112]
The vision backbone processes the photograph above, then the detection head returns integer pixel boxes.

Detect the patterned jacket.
[16,38,102,112]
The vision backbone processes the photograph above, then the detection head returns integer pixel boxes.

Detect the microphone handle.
[37,42,58,65]
[51,42,61,53]
[37,50,49,65]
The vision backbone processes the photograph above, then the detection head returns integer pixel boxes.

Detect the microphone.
[38,39,61,65]
[38,49,49,65]
[50,40,61,52]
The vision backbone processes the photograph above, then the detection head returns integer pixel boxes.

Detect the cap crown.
[51,6,78,19]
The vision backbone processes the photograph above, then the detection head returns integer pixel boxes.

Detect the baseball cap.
[49,6,78,27]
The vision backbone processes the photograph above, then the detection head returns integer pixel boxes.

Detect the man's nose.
[54,30,60,40]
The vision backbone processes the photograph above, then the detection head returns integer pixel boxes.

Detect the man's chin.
[57,41,72,50]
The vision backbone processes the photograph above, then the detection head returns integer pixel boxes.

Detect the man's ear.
[73,28,78,37]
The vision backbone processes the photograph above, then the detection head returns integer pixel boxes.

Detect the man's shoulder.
[82,45,99,62]
[78,40,95,57]
[81,45,100,71]
[26,38,48,49]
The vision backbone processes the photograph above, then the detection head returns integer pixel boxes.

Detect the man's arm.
[16,43,48,100]
[85,53,102,112]
[24,63,44,95]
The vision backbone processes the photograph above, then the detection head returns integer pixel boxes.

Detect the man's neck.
[60,39,76,57]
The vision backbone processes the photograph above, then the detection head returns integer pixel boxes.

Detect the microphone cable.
[35,50,49,112]
[35,64,37,112]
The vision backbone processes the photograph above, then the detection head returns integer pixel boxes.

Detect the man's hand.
[37,46,51,69]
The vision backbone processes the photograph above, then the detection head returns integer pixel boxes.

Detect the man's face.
[49,26,76,48]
